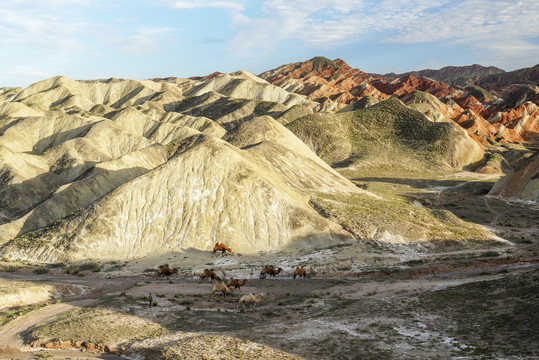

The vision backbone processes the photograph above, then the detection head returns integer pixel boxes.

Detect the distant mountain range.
[374,64,539,93]
[375,64,506,87]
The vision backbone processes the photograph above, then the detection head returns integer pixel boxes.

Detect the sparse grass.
[420,272,539,358]
[37,354,53,358]
[29,307,163,345]
[2,265,21,272]
[78,262,101,272]
[287,98,452,169]
[0,303,49,326]
[309,190,491,242]
[105,263,125,272]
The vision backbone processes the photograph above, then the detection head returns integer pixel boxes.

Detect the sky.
[1,0,538,87]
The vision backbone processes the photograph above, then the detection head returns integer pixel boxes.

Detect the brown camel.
[199,268,221,282]
[293,266,310,279]
[212,243,232,257]
[259,265,283,279]
[157,264,178,278]
[227,277,248,290]
[210,282,234,300]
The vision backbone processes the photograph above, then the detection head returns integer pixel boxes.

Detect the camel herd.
[156,243,310,312]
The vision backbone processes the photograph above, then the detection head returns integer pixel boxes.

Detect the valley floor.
[0,173,538,359]
[0,252,537,360]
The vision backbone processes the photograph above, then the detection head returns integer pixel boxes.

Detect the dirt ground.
[0,174,538,359]
[0,254,537,359]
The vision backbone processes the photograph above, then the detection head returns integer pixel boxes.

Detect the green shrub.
[34,267,50,275]
[4,265,20,272]
[79,262,101,272]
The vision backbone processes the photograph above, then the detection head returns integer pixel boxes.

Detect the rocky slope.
[0,74,361,262]
[262,57,539,145]
[259,56,388,111]
[0,71,497,262]
[370,75,463,99]
[489,152,539,201]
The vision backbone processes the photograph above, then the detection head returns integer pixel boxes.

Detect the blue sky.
[1,0,538,87]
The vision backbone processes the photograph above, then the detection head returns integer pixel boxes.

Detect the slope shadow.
[2,164,150,240]
[32,123,94,155]
[0,163,93,225]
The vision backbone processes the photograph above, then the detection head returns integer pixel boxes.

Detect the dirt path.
[0,275,139,359]
[0,299,94,351]
[0,298,125,359]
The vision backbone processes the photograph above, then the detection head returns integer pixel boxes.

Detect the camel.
[259,265,283,279]
[157,264,178,278]
[212,243,232,257]
[293,266,310,279]
[199,268,221,282]
[237,293,263,311]
[210,282,234,300]
[227,277,248,290]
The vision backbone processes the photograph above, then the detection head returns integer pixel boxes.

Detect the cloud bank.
[226,0,539,65]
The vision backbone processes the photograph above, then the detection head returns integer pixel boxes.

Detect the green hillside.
[286,97,455,171]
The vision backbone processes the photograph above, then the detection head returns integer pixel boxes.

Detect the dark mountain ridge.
[375,64,506,87]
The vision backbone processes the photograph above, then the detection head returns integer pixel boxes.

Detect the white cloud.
[0,1,96,52]
[171,1,245,11]
[227,0,539,65]
[115,27,172,56]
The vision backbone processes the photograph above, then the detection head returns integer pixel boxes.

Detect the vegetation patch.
[311,56,338,72]
[130,334,302,360]
[286,98,452,170]
[309,191,491,242]
[275,104,312,125]
[467,85,497,103]
[0,303,48,326]
[29,307,162,346]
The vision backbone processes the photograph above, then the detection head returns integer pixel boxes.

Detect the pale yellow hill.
[0,75,499,263]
